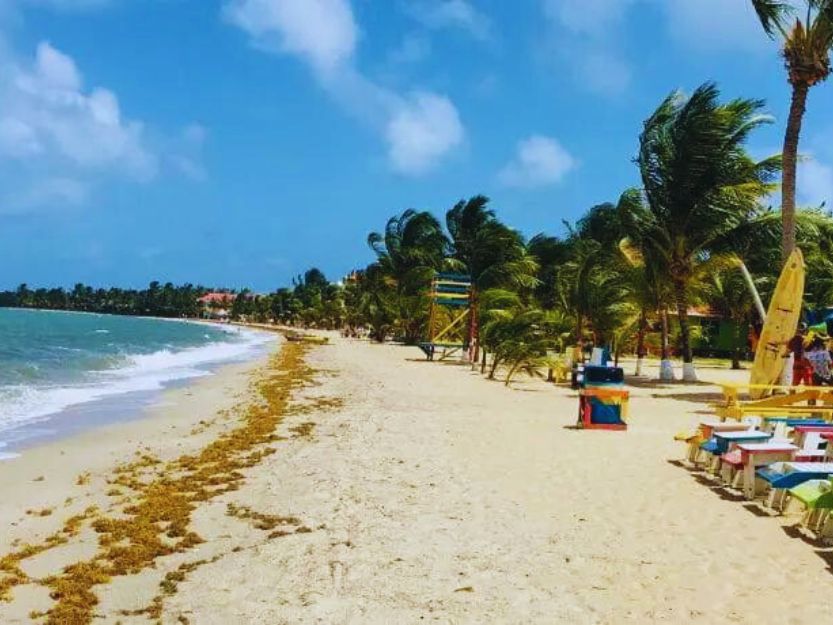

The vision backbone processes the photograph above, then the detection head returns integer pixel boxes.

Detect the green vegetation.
[346,83,833,382]
[4,83,833,382]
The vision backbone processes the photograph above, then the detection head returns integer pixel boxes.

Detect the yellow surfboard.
[749,249,805,399]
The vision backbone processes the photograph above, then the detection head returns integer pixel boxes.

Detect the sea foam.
[0,324,276,442]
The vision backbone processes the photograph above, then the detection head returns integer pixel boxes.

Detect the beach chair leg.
[819,514,833,544]
[686,442,699,463]
[732,470,746,489]
[817,510,831,533]
[743,463,756,500]
[770,488,789,512]
[805,508,823,531]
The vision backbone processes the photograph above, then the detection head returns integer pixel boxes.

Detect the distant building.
[198,292,236,319]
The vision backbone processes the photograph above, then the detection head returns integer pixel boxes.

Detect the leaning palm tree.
[368,209,450,342]
[624,83,780,381]
[752,0,833,257]
[446,196,539,358]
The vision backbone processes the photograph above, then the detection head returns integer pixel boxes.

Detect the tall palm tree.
[752,0,833,257]
[627,83,780,381]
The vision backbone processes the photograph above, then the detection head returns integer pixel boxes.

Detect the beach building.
[197,292,235,320]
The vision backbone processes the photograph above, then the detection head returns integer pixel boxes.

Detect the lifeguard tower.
[419,272,474,361]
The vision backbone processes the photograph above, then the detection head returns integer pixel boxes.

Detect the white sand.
[2,337,833,624]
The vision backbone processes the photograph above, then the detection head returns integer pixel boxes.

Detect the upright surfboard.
[749,249,805,399]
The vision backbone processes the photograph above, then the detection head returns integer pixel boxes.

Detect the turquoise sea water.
[0,309,275,458]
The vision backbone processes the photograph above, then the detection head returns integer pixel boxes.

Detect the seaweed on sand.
[1,342,323,625]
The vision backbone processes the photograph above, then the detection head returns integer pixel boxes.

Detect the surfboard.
[749,249,805,399]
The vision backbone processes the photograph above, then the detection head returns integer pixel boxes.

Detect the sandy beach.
[2,336,833,624]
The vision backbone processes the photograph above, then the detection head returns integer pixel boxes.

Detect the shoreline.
[0,338,291,623]
[0,313,279,459]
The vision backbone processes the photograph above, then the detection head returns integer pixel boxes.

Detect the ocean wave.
[0,327,276,437]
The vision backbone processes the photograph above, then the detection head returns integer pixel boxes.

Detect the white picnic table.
[738,442,799,499]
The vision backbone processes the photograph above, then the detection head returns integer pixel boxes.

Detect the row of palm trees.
[344,80,833,383]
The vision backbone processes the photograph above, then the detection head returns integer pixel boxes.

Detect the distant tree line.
[0,269,348,328]
[0,282,209,317]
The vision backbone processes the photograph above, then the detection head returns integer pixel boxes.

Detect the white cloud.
[0,40,205,209]
[499,135,576,188]
[224,0,465,174]
[223,0,357,75]
[799,157,833,208]
[406,0,492,41]
[0,41,156,178]
[386,92,463,175]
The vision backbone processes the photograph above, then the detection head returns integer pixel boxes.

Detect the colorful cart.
[577,387,629,430]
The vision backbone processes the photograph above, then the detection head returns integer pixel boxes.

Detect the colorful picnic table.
[738,442,798,499]
[756,462,833,510]
[762,417,829,437]
[699,420,751,439]
[712,430,772,455]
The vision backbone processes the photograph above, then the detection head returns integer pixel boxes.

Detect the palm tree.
[752,0,833,257]
[368,209,450,343]
[446,196,539,358]
[478,292,568,386]
[627,83,780,381]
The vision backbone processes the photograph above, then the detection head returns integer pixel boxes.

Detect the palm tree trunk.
[659,307,674,381]
[488,355,501,379]
[660,309,670,360]
[673,279,697,381]
[781,81,809,260]
[505,361,521,386]
[635,308,647,376]
[469,292,479,362]
[731,319,742,370]
[575,316,583,363]
[480,348,487,374]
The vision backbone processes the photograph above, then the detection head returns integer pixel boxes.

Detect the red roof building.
[198,292,236,305]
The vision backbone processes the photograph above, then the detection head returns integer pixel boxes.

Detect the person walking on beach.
[787,323,813,386]
[807,336,833,385]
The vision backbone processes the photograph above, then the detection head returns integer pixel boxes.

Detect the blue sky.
[1,0,833,291]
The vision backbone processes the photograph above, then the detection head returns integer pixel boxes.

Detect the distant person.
[786,323,813,386]
[807,336,833,385]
